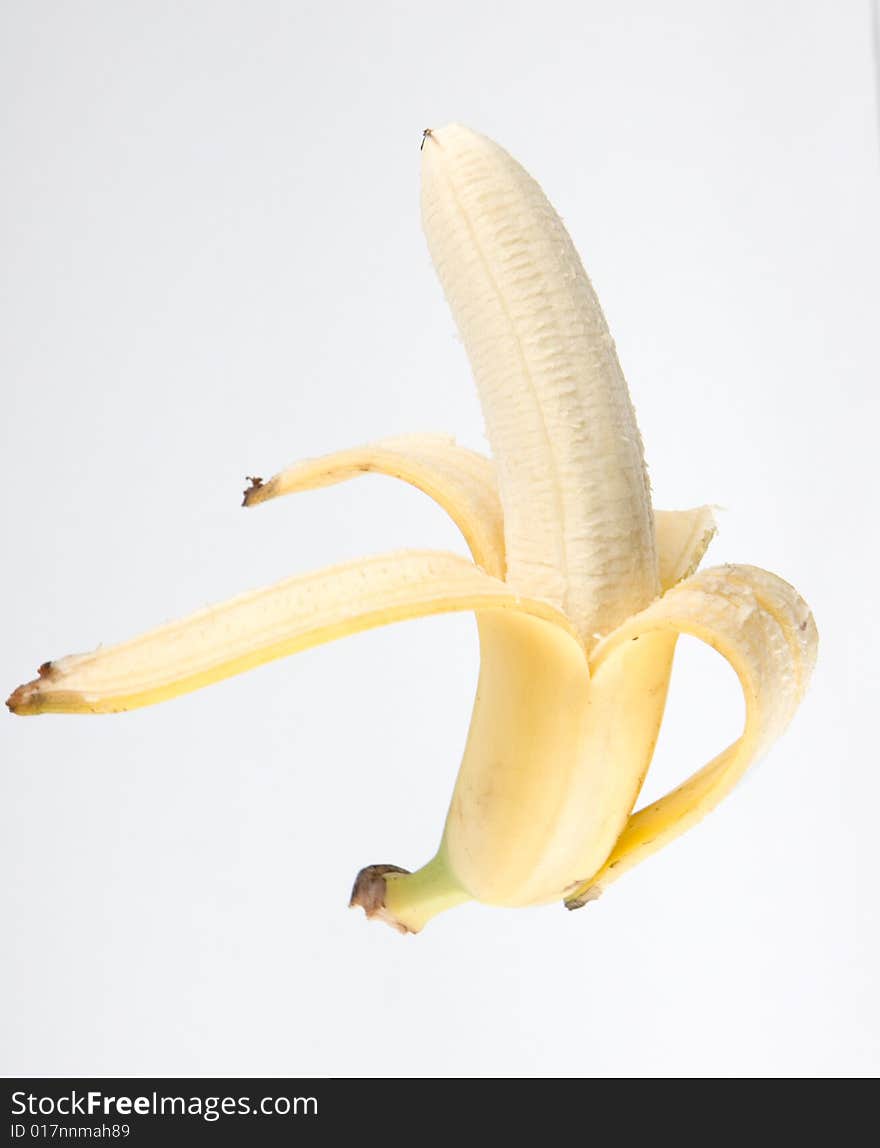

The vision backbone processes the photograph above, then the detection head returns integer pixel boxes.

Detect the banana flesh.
[421,125,659,644]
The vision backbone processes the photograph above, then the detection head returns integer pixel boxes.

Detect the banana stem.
[350,852,470,933]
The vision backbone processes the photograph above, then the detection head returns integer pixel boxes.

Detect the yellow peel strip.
[244,435,506,578]
[7,550,578,716]
[654,507,717,591]
[567,563,817,902]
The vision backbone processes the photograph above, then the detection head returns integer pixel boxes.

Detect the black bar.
[3,1080,338,1145]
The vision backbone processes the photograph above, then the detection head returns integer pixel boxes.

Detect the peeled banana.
[7,125,817,934]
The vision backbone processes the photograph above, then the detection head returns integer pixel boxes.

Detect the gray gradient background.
[2,1,878,1077]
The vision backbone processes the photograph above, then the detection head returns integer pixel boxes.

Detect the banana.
[7,125,817,934]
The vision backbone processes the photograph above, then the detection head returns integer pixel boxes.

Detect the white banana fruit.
[8,125,817,934]
[421,125,658,643]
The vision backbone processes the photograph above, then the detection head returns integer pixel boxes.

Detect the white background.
[2,1,878,1077]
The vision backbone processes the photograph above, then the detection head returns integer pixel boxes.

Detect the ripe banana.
[8,125,817,934]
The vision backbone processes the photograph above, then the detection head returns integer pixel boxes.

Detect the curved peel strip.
[654,507,717,591]
[244,434,506,578]
[7,550,577,715]
[565,563,817,904]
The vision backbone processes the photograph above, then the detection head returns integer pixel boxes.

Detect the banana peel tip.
[242,476,264,507]
[6,662,57,715]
